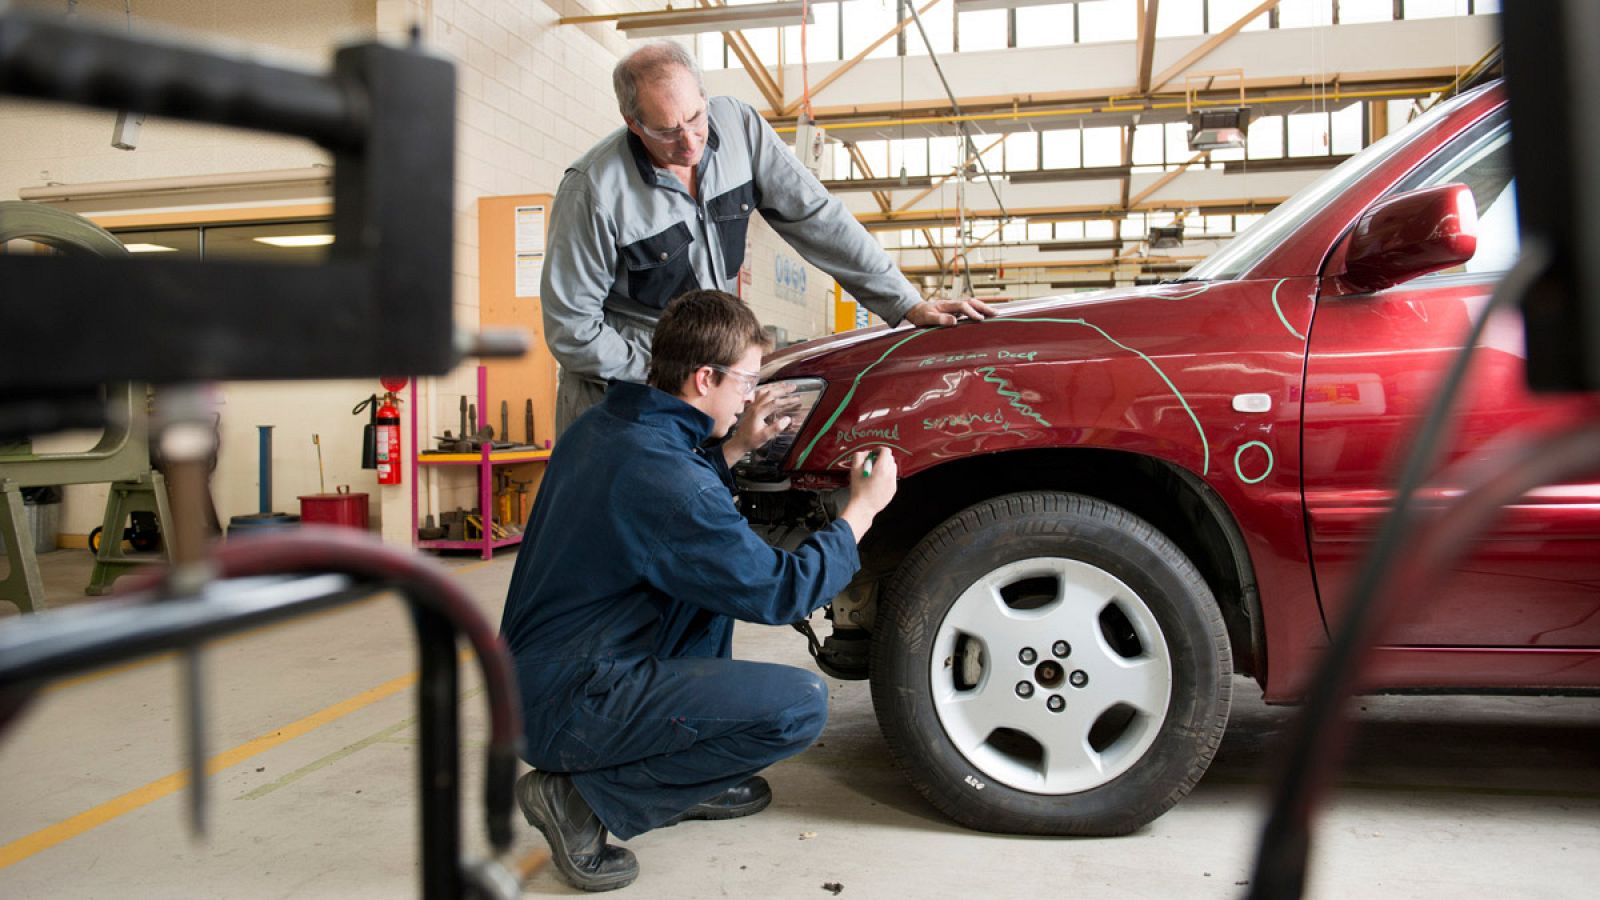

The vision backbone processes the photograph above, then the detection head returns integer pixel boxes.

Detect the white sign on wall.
[514,204,546,298]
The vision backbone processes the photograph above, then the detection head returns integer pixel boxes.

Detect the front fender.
[784,316,1221,481]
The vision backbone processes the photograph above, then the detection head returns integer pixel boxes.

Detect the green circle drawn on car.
[1233,440,1274,484]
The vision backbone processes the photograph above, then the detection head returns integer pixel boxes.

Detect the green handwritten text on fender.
[974,367,1051,428]
[924,408,1008,431]
[835,423,901,444]
[791,319,1209,476]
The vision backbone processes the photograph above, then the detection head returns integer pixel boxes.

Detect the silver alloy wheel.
[930,556,1173,794]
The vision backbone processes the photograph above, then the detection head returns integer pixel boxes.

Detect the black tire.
[870,491,1232,835]
[87,527,102,555]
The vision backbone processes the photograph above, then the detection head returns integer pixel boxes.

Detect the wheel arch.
[858,447,1266,682]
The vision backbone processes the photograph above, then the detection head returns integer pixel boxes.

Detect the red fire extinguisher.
[376,377,407,485]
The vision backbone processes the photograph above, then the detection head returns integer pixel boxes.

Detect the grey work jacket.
[540,96,922,388]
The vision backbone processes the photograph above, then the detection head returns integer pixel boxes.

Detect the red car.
[738,81,1600,836]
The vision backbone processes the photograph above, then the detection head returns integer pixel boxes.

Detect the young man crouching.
[500,289,898,891]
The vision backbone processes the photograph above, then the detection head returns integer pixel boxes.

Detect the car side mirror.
[1341,183,1479,293]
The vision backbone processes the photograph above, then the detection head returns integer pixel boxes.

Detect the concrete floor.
[2,547,1598,898]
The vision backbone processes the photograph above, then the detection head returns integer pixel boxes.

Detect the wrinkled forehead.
[636,69,705,121]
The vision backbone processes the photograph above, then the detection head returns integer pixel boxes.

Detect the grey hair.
[613,41,706,123]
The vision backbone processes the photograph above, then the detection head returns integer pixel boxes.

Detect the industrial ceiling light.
[122,242,176,253]
[1185,69,1251,152]
[616,2,811,38]
[1149,225,1183,250]
[1188,107,1252,152]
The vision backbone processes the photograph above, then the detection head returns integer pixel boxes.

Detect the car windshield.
[1182,84,1497,282]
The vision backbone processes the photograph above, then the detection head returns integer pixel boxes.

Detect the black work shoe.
[516,770,639,892]
[669,775,773,825]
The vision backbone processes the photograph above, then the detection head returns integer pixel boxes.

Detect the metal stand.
[0,479,44,613]
[86,471,175,595]
[0,202,170,612]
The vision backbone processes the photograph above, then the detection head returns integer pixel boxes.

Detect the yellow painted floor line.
[237,717,417,802]
[1,551,506,871]
[0,668,419,870]
[238,687,484,803]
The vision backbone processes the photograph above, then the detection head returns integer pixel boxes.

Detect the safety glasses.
[705,364,759,397]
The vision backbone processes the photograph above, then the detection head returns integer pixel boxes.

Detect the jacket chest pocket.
[621,222,698,310]
[707,181,756,275]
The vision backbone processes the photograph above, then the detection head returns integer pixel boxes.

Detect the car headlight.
[738,377,827,480]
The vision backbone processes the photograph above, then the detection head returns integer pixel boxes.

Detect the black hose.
[201,527,524,852]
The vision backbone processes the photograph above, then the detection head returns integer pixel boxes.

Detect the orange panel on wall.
[478,194,558,447]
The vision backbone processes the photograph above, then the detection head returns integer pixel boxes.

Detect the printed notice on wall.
[515,205,546,254]
[515,254,543,298]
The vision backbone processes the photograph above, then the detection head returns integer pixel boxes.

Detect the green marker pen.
[863,450,878,478]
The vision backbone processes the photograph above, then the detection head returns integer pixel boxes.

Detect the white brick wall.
[6,0,844,546]
[1,1,376,541]
[0,1,354,197]
[374,0,663,540]
[384,0,845,533]
[743,214,838,345]
[5,0,655,545]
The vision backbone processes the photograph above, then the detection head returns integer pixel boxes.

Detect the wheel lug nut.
[1015,681,1034,698]
[1019,647,1037,664]
[1052,640,1070,658]
[1047,695,1065,712]
[1069,670,1088,688]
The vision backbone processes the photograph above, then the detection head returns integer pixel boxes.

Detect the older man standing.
[541,41,992,435]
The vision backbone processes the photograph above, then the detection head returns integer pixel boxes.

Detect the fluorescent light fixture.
[1038,239,1126,253]
[955,0,1102,11]
[123,242,177,253]
[617,2,811,38]
[254,234,335,248]
[822,174,935,192]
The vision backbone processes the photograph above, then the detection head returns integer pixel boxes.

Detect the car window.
[1183,84,1499,283]
[1385,111,1517,277]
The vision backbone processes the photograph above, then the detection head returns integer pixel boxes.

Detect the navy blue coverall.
[499,381,860,840]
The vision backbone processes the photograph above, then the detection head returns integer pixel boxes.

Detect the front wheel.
[870,491,1232,835]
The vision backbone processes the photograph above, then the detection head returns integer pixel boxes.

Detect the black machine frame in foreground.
[0,6,531,897]
[0,6,481,437]
[1249,3,1600,898]
[0,528,526,898]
